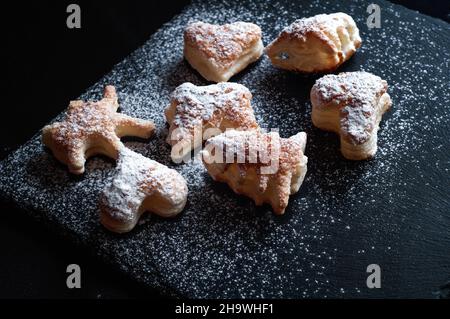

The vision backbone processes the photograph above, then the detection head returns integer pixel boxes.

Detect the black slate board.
[1,0,449,298]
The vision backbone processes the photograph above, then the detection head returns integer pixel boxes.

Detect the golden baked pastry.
[310,71,392,160]
[202,130,308,214]
[42,86,155,174]
[184,21,264,82]
[99,147,188,233]
[165,82,259,162]
[266,13,361,73]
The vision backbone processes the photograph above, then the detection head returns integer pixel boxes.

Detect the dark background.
[1,0,449,298]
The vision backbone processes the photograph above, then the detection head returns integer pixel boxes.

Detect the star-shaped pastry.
[42,85,155,174]
[310,71,392,160]
[184,21,264,82]
[165,82,259,162]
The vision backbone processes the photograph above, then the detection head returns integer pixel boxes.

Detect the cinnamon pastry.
[184,21,264,82]
[202,130,308,214]
[266,13,361,73]
[42,86,155,174]
[165,82,259,162]
[310,71,392,160]
[99,147,188,233]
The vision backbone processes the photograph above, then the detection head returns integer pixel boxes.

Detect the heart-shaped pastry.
[184,21,264,82]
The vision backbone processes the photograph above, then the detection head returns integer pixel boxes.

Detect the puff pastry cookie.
[42,86,155,174]
[99,147,188,233]
[310,71,392,160]
[202,130,308,214]
[266,13,361,73]
[184,21,264,82]
[165,82,259,162]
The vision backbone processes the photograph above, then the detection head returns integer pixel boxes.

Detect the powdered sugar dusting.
[282,12,355,42]
[43,87,119,152]
[100,147,187,226]
[203,129,307,213]
[166,82,259,151]
[185,21,262,68]
[312,71,389,144]
[0,0,449,298]
[204,129,305,173]
[170,82,256,129]
[101,148,157,221]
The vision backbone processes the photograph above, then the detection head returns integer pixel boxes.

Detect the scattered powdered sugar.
[0,0,449,298]
[312,71,388,144]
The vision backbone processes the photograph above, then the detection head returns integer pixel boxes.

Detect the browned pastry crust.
[184,21,264,82]
[165,82,259,162]
[42,86,155,174]
[310,71,392,160]
[266,13,361,73]
[202,130,308,214]
[99,147,188,233]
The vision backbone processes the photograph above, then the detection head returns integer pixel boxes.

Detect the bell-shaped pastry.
[310,71,392,160]
[266,13,361,73]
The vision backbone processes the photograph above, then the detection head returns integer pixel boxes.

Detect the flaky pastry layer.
[202,130,308,214]
[184,21,264,82]
[266,13,361,73]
